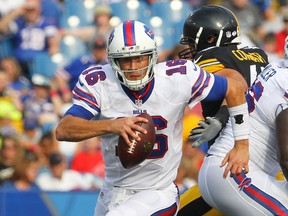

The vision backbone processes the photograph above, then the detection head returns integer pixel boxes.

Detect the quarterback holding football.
[56,20,249,216]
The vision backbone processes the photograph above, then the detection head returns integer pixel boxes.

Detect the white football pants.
[199,155,288,216]
[94,182,179,216]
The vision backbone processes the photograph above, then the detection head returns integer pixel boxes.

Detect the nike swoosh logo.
[79,79,84,86]
[194,55,202,64]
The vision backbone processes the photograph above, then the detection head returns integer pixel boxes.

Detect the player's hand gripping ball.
[118,113,156,169]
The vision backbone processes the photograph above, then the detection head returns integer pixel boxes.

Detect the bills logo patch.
[238,177,251,191]
[108,30,115,45]
[144,25,154,39]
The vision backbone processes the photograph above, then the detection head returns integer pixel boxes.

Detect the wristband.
[214,105,229,128]
[228,103,249,141]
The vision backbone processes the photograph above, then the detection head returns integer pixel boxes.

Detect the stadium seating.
[60,36,88,67]
[60,0,96,28]
[150,1,192,24]
[109,1,151,24]
[148,17,175,52]
[29,36,88,77]
[29,52,57,78]
[0,36,13,58]
[150,1,193,47]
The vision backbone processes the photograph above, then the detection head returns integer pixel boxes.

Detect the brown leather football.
[118,113,156,169]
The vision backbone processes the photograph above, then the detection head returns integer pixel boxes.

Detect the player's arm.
[213,68,248,125]
[207,68,248,132]
[215,68,248,89]
[53,68,72,103]
[210,72,250,178]
[47,35,60,56]
[0,6,24,33]
[275,108,288,181]
[55,105,148,145]
[189,69,248,147]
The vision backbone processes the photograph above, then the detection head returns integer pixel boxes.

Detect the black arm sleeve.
[207,105,230,147]
[214,105,229,128]
[275,108,288,181]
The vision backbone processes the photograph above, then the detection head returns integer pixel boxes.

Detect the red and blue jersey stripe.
[189,69,211,103]
[72,86,100,113]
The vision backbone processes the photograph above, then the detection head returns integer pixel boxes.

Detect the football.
[118,113,156,169]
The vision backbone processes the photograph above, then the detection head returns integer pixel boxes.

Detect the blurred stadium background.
[0,0,286,215]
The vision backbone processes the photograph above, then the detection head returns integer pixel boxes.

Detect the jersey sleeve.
[186,61,226,109]
[247,60,288,123]
[42,18,58,38]
[69,66,102,118]
[203,74,227,102]
[273,68,288,116]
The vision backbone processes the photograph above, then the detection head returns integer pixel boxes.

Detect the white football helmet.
[107,20,158,91]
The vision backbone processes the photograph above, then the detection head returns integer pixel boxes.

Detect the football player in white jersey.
[198,36,288,216]
[55,20,249,216]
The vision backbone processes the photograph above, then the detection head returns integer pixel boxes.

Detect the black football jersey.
[195,45,269,118]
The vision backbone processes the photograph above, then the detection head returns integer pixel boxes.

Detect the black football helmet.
[179,5,241,59]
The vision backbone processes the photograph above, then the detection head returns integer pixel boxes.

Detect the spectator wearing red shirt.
[71,137,105,178]
[275,11,288,58]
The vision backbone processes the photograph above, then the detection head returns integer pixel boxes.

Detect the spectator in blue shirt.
[41,0,63,27]
[0,0,60,79]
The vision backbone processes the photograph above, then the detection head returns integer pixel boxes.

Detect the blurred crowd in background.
[0,0,287,195]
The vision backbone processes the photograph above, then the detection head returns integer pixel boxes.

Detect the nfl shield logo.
[226,31,231,38]
[135,99,142,107]
[144,25,155,39]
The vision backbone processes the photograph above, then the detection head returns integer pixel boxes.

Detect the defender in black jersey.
[177,5,269,216]
[193,45,268,133]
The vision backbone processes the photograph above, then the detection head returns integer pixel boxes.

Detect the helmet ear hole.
[207,35,216,44]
